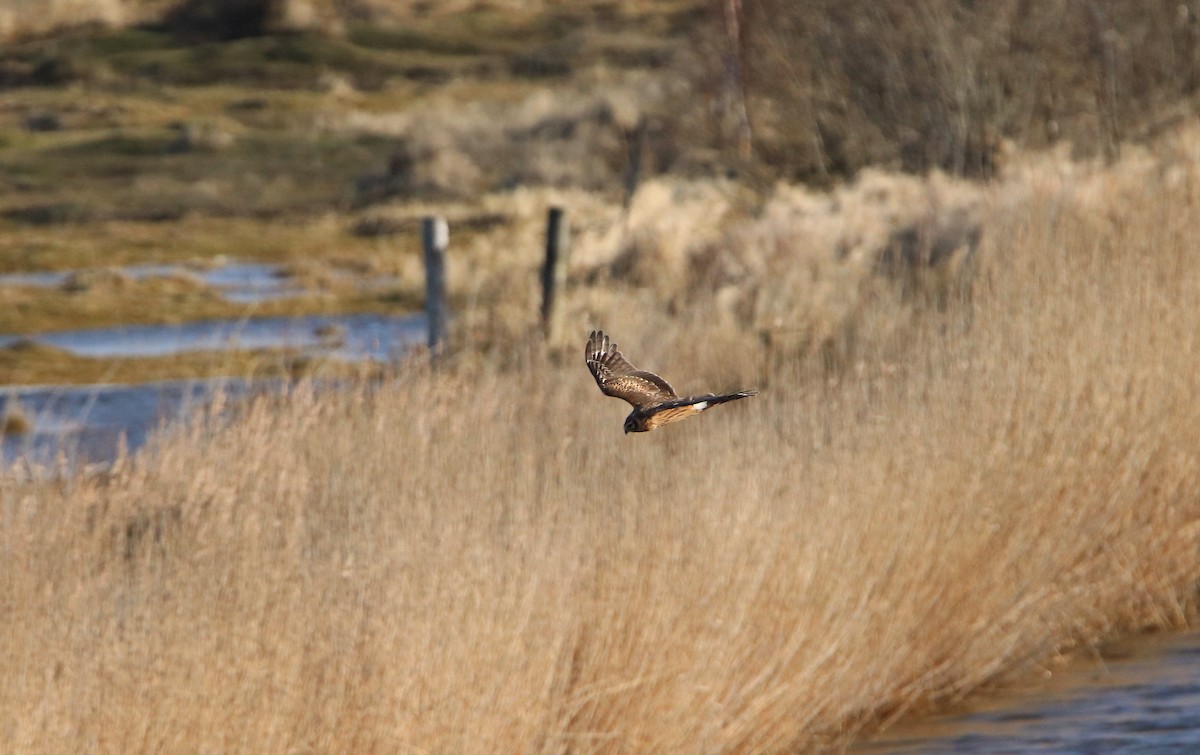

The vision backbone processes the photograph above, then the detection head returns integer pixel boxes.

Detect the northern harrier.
[585,329,757,433]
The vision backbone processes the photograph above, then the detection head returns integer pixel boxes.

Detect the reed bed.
[3,153,1200,752]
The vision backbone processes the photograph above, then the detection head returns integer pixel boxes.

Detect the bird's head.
[624,415,644,434]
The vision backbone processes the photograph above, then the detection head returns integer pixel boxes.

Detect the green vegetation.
[0,271,421,339]
[0,2,700,383]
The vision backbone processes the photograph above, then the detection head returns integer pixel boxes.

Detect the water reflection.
[2,379,256,469]
[1,312,426,470]
[0,261,298,303]
[19,312,424,361]
[860,633,1200,752]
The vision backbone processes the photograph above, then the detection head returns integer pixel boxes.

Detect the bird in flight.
[585,329,757,433]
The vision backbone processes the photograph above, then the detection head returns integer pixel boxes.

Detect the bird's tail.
[661,389,757,412]
[706,389,758,405]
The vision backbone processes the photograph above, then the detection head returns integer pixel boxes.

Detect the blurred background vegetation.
[2,0,1199,381]
[5,0,1199,186]
[716,0,1200,180]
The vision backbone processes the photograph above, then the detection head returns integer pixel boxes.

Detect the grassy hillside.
[3,140,1199,750]
[0,1,696,385]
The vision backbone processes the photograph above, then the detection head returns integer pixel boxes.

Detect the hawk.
[585,329,757,433]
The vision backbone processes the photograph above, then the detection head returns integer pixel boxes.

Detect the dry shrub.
[690,0,1200,181]
[1,399,30,436]
[413,167,988,369]
[608,177,744,289]
[3,142,1200,751]
[563,169,985,373]
[717,170,984,341]
[345,74,662,202]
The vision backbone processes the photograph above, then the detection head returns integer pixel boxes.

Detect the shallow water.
[0,261,298,303]
[1,379,258,468]
[1,312,426,469]
[0,270,66,287]
[171,262,300,303]
[858,632,1200,752]
[10,312,425,361]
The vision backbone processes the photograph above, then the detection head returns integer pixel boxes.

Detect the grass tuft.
[1,402,30,435]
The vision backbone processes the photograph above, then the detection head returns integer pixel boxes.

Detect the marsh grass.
[0,214,414,275]
[0,399,30,435]
[2,149,1199,751]
[0,126,397,220]
[0,259,422,337]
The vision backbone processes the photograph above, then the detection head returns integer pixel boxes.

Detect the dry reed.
[3,150,1200,752]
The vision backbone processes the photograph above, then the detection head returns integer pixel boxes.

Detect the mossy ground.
[0,4,693,383]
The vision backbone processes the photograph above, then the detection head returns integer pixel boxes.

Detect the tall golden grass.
[4,150,1200,752]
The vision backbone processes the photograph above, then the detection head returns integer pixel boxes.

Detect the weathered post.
[541,206,570,342]
[422,216,448,356]
[719,0,752,161]
[624,114,649,208]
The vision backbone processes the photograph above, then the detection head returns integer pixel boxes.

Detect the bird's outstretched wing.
[585,330,677,409]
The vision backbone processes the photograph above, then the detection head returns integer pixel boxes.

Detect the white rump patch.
[692,401,708,412]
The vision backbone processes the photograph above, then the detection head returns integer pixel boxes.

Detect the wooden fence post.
[541,206,570,342]
[422,216,448,356]
[624,114,649,208]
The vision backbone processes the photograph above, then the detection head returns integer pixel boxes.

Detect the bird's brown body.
[584,330,757,433]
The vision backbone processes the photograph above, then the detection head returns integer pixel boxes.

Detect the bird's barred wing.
[585,330,677,409]
[643,390,758,429]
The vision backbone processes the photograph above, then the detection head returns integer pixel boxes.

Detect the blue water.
[859,633,1200,753]
[1,312,426,470]
[185,262,302,303]
[1,312,425,361]
[1,379,256,469]
[0,261,299,303]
